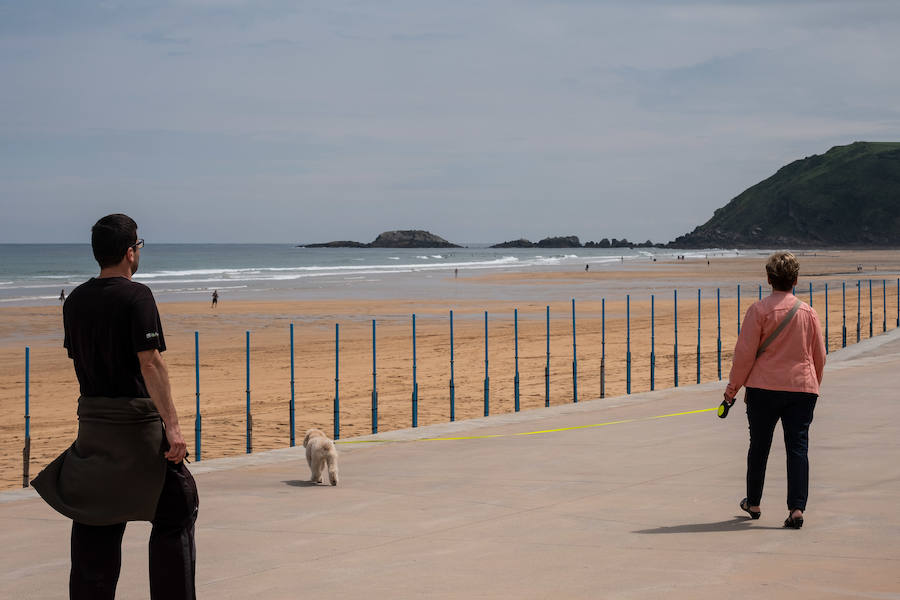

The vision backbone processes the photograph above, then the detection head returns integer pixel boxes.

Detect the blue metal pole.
[372,319,377,434]
[290,323,297,448]
[697,288,701,384]
[809,281,813,307]
[25,347,30,438]
[869,279,873,338]
[737,284,741,335]
[450,311,455,421]
[626,295,631,394]
[650,295,655,391]
[857,280,861,343]
[883,279,887,333]
[514,308,520,412]
[484,311,490,416]
[758,284,762,300]
[246,330,251,454]
[674,289,679,388]
[289,324,295,447]
[545,306,551,406]
[842,281,847,347]
[412,314,418,428]
[825,284,829,355]
[572,299,578,403]
[334,324,340,440]
[716,288,722,380]
[23,347,30,488]
[195,331,201,460]
[600,299,606,399]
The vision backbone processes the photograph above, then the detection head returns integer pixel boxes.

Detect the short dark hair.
[765,252,800,292]
[91,214,138,268]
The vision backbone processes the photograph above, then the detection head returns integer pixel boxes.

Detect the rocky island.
[302,230,461,249]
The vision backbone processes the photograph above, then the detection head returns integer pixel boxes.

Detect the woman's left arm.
[725,303,762,399]
[811,308,826,384]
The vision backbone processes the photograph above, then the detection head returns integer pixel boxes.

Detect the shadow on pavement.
[634,516,783,534]
[282,480,321,487]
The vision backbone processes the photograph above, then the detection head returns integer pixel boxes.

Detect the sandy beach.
[2,250,899,490]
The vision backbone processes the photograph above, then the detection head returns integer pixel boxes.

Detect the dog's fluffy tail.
[326,443,339,486]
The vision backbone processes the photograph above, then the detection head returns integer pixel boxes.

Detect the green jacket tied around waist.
[31,396,168,526]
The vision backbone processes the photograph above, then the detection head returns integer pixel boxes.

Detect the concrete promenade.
[3,330,900,599]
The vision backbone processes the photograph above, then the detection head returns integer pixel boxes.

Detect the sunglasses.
[131,239,145,250]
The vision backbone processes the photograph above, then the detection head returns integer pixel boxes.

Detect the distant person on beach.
[211,289,218,308]
[454,268,458,278]
[31,213,198,599]
[585,264,589,272]
[722,252,825,529]
[59,289,65,303]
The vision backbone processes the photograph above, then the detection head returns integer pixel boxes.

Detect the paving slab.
[2,330,900,599]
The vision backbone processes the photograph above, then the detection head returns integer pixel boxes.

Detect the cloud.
[2,0,900,242]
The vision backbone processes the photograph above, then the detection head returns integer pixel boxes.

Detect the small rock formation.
[299,230,460,248]
[490,238,535,248]
[537,236,581,248]
[369,230,460,248]
[303,240,369,248]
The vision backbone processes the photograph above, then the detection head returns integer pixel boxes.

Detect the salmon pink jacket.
[725,290,826,399]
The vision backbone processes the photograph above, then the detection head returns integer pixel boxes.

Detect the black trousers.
[745,387,817,511]
[69,461,198,600]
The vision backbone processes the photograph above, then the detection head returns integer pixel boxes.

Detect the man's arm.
[138,348,187,463]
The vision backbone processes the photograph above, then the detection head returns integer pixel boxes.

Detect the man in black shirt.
[32,214,198,600]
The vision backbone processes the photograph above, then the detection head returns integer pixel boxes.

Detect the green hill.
[670,141,900,247]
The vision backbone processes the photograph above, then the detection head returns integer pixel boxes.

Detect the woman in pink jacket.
[724,252,826,529]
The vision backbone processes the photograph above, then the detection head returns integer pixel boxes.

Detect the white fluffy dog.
[303,428,339,485]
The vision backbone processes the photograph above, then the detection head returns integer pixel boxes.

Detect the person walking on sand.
[585,264,589,272]
[722,252,825,529]
[211,289,218,308]
[59,289,66,303]
[31,214,198,599]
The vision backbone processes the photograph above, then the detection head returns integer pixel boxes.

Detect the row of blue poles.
[21,279,900,485]
[245,280,900,451]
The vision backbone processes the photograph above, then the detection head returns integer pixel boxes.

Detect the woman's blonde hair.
[766,252,800,291]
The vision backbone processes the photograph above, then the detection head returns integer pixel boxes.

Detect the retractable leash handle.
[718,395,734,418]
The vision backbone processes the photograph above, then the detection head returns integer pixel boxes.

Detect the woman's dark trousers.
[69,461,198,600]
[745,387,817,511]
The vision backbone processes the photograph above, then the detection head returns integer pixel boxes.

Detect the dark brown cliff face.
[369,230,460,248]
[669,142,900,248]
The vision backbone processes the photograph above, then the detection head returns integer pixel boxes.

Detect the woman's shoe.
[783,512,804,529]
[740,498,761,520]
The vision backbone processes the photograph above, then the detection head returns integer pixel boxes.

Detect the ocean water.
[0,244,730,306]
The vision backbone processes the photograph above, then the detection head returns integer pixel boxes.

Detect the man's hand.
[165,424,187,463]
[723,392,735,406]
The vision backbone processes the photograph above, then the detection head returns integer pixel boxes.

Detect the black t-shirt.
[63,277,166,398]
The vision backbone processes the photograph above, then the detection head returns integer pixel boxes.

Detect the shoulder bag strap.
[756,299,802,358]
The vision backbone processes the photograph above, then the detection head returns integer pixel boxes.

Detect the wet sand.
[2,250,899,489]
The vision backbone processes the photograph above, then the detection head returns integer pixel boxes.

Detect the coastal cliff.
[669,141,900,248]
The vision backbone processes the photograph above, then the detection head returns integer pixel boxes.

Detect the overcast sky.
[2,1,899,244]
